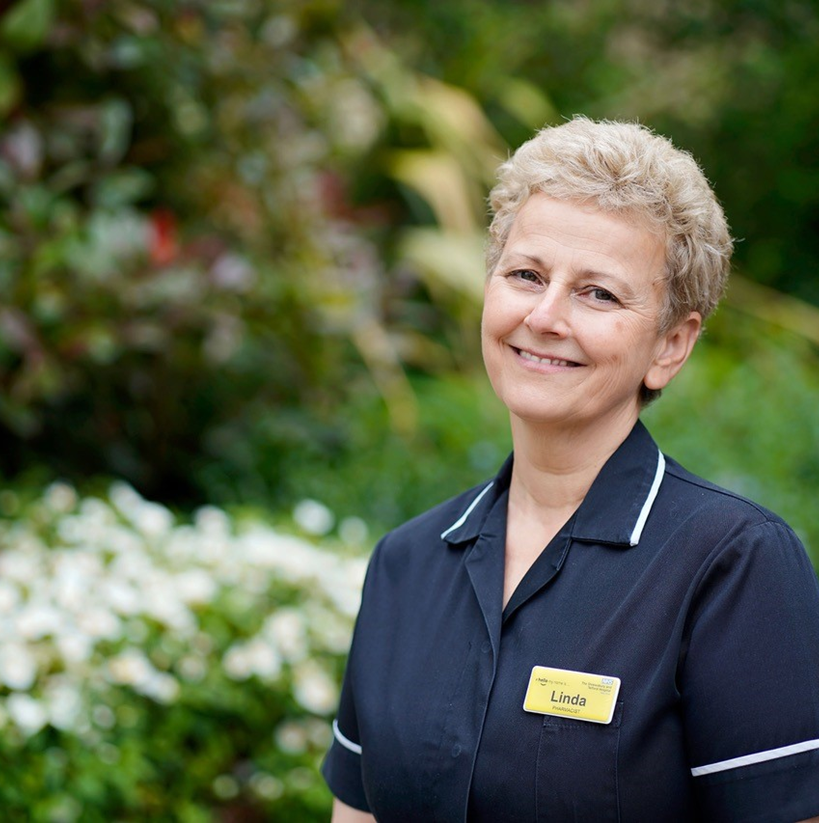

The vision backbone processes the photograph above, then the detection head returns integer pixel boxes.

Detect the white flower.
[110,483,174,538]
[55,630,95,666]
[134,502,174,539]
[110,551,152,584]
[211,252,255,291]
[108,649,154,687]
[178,655,207,682]
[44,679,84,731]
[264,609,307,662]
[325,583,364,619]
[141,578,196,634]
[101,579,142,617]
[240,531,323,580]
[78,497,116,529]
[76,608,121,641]
[346,557,369,588]
[223,639,281,682]
[304,605,354,654]
[108,481,143,517]
[44,482,78,514]
[52,553,102,611]
[248,771,284,800]
[124,620,149,644]
[275,720,308,754]
[293,499,335,536]
[304,717,333,747]
[314,560,366,618]
[174,569,217,605]
[7,693,48,736]
[0,550,41,584]
[0,643,38,690]
[0,581,21,614]
[223,644,253,681]
[244,638,281,681]
[292,660,337,715]
[194,505,231,537]
[56,516,85,544]
[16,603,63,641]
[106,649,179,704]
[139,671,180,704]
[104,526,144,556]
[339,516,368,546]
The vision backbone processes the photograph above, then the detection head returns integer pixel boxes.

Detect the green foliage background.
[1,0,819,817]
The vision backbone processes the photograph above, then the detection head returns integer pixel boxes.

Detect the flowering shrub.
[0,482,367,821]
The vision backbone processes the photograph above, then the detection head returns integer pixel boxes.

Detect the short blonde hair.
[487,116,733,336]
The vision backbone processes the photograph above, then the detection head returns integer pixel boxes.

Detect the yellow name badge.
[523,665,621,724]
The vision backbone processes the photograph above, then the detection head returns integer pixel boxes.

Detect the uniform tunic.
[322,421,819,821]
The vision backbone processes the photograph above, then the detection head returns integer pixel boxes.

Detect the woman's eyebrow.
[496,251,548,269]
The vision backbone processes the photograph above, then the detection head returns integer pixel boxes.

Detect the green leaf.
[0,0,56,53]
[0,52,21,115]
[90,168,154,209]
[99,98,134,166]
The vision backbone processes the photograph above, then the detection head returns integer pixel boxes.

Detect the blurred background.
[1,0,818,819]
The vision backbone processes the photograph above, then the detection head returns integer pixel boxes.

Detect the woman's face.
[481,194,699,432]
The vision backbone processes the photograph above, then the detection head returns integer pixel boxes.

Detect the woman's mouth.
[515,348,581,367]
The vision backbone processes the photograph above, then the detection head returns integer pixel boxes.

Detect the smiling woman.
[322,118,819,822]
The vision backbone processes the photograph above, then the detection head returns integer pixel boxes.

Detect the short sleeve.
[321,659,370,812]
[320,543,385,813]
[681,520,819,821]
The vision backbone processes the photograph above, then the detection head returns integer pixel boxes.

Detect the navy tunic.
[322,421,819,821]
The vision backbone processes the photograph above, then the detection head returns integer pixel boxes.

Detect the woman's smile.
[513,347,583,369]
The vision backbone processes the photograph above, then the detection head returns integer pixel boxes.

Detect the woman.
[322,117,819,821]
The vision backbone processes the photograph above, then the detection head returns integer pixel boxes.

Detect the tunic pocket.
[535,701,623,822]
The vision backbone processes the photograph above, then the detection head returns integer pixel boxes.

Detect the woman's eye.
[511,269,539,283]
[588,287,619,304]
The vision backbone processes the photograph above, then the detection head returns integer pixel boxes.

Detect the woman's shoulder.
[373,476,500,564]
[366,470,511,566]
[660,453,799,542]
[350,478,501,602]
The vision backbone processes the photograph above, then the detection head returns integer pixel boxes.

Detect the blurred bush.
[0,480,365,820]
[0,1,385,501]
[0,0,513,512]
[363,0,819,303]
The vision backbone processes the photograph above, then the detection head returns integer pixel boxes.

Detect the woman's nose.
[524,287,571,337]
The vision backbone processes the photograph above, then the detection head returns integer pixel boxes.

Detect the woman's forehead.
[502,195,667,278]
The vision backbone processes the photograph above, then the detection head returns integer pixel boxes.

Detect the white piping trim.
[691,737,819,777]
[629,449,665,546]
[332,719,362,756]
[440,481,495,540]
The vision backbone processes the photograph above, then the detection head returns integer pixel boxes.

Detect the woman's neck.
[507,409,639,515]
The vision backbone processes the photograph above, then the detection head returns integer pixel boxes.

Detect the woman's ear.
[644,312,702,391]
